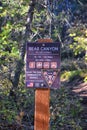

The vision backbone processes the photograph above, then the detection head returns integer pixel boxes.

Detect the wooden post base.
[34,89,50,130]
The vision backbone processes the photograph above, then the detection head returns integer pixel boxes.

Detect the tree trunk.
[12,0,36,89]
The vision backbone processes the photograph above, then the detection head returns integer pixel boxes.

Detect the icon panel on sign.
[43,62,50,69]
[51,62,57,68]
[29,62,35,68]
[36,62,42,68]
[27,82,34,87]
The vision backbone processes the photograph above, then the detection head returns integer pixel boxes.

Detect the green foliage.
[61,70,87,82]
[69,26,87,62]
[84,76,87,82]
[50,87,83,130]
[0,96,17,123]
[0,83,34,126]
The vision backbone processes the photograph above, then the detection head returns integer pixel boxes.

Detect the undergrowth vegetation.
[50,87,83,130]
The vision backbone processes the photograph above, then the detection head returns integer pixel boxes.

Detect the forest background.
[0,0,87,130]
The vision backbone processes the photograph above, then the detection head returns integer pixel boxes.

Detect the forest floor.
[63,79,87,130]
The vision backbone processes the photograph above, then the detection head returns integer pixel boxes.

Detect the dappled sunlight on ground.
[72,82,87,97]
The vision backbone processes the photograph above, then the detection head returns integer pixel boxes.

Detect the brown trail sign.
[26,38,60,130]
[26,41,60,89]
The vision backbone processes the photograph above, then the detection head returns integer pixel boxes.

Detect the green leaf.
[69,33,76,37]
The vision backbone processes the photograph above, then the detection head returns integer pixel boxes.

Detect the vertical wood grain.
[34,39,53,130]
[35,89,50,130]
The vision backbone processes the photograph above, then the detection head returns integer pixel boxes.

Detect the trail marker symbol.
[42,69,58,87]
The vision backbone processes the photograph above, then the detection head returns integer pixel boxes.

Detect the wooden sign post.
[26,38,60,130]
[34,39,53,130]
[34,89,50,130]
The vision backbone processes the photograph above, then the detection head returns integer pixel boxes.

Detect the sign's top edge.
[27,42,61,44]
